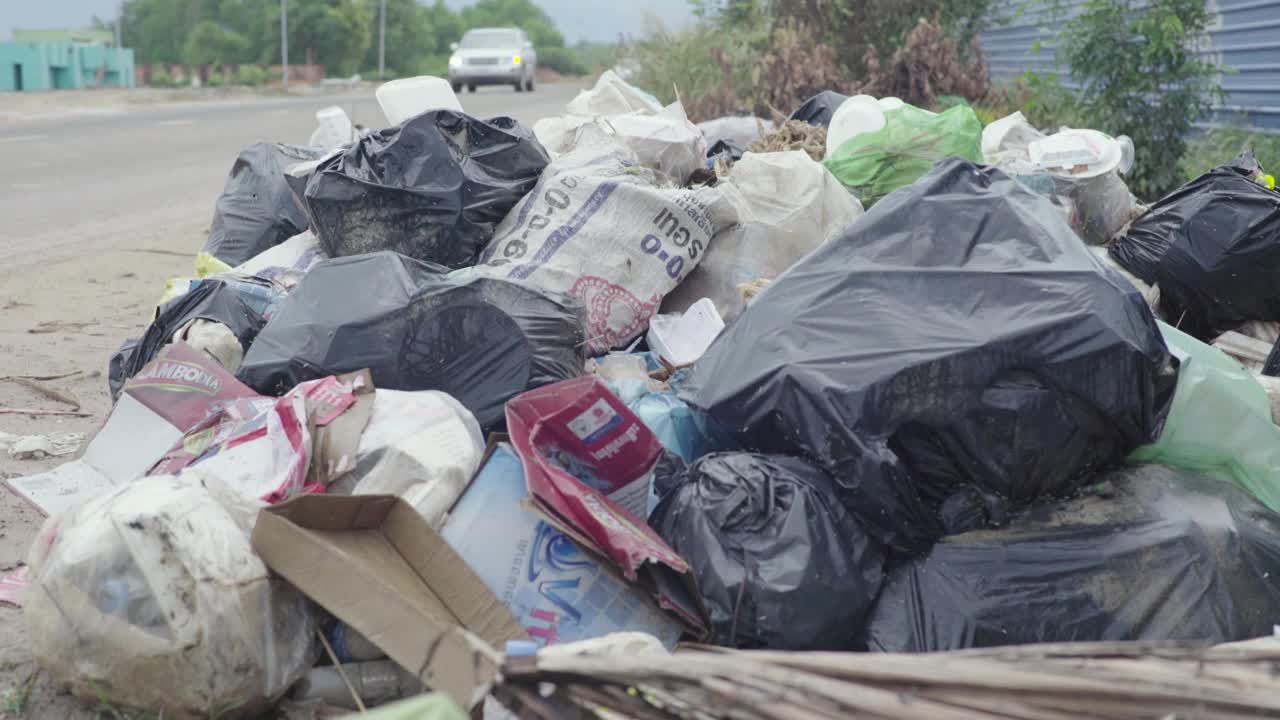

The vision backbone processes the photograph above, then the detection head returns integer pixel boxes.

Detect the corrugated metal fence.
[978,0,1280,131]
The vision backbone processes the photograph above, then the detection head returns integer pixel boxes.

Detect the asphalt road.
[0,82,581,262]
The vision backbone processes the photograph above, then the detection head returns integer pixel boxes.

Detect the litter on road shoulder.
[14,71,1280,720]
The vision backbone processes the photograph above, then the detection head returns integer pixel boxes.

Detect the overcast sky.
[1,0,693,44]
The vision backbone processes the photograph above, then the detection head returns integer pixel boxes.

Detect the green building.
[1,31,135,91]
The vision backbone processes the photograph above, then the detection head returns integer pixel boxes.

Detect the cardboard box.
[252,494,526,710]
[440,441,685,649]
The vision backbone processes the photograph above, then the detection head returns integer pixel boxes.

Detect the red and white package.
[506,376,706,633]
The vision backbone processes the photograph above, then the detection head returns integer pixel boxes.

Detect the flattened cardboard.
[252,495,526,710]
[5,343,260,516]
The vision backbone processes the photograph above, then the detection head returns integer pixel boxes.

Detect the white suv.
[447,27,538,93]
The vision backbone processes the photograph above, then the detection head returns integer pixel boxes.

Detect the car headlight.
[448,55,461,67]
[512,55,521,65]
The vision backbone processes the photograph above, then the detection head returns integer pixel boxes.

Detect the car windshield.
[460,31,520,49]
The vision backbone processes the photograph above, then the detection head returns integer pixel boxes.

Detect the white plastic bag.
[25,475,316,718]
[566,70,663,116]
[534,72,705,183]
[334,390,485,528]
[663,151,864,320]
[698,116,772,151]
[476,140,738,354]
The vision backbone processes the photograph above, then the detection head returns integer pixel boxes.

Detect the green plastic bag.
[823,103,982,207]
[1128,321,1280,512]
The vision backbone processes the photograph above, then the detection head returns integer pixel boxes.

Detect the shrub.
[1060,0,1223,199]
[149,68,175,88]
[205,71,226,88]
[414,55,450,79]
[632,17,848,123]
[234,65,266,87]
[538,47,588,76]
[631,21,760,117]
[1181,127,1280,183]
[775,0,995,78]
[980,72,1084,130]
[858,14,989,108]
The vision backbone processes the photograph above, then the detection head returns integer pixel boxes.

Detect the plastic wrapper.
[1109,151,1280,341]
[203,143,326,267]
[112,276,280,399]
[149,392,313,504]
[1128,322,1280,512]
[24,475,317,718]
[237,252,585,430]
[865,465,1280,652]
[788,90,849,127]
[662,151,863,320]
[303,110,549,270]
[476,139,738,354]
[233,230,327,288]
[823,103,981,206]
[682,159,1178,553]
[651,453,884,650]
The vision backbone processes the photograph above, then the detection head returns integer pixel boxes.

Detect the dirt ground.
[0,79,582,718]
[0,217,206,718]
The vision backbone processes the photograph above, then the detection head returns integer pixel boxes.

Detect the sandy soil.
[0,217,206,718]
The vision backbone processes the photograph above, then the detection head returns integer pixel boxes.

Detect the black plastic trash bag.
[788,91,849,127]
[203,143,327,267]
[107,337,141,400]
[113,277,277,399]
[706,139,744,165]
[682,159,1178,553]
[237,252,585,430]
[865,464,1280,652]
[303,110,550,270]
[649,453,884,650]
[1109,151,1280,341]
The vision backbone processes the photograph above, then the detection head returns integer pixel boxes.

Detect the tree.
[258,0,374,75]
[122,0,198,64]
[762,0,993,76]
[425,0,465,54]
[1060,0,1223,198]
[362,0,434,75]
[184,20,251,66]
[459,0,566,48]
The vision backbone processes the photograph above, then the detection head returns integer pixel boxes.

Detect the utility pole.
[114,0,122,47]
[379,0,387,79]
[280,0,289,89]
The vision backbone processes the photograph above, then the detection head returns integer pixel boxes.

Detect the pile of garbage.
[11,73,1280,719]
